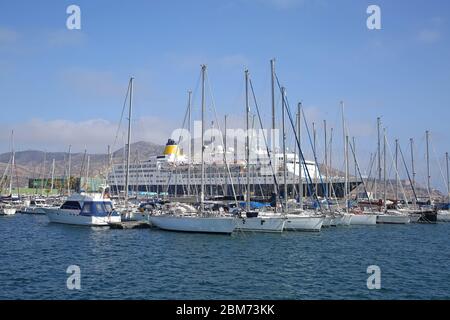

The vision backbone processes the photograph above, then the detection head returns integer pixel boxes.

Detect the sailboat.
[376,128,410,224]
[1,131,18,216]
[339,103,375,225]
[232,70,285,233]
[437,152,450,222]
[149,65,236,235]
[238,65,323,232]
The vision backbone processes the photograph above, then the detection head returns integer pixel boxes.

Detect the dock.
[108,221,152,229]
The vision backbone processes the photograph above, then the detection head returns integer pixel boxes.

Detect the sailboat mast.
[383,128,387,212]
[124,77,134,207]
[313,122,317,193]
[341,101,348,213]
[67,145,71,196]
[329,127,333,198]
[446,152,450,205]
[353,137,357,185]
[245,70,251,212]
[86,155,90,191]
[297,103,302,208]
[410,138,416,206]
[281,87,288,210]
[41,151,47,195]
[324,120,328,198]
[50,159,55,194]
[9,130,14,195]
[187,90,192,196]
[445,152,450,203]
[200,65,206,214]
[395,139,399,203]
[270,59,277,199]
[377,117,381,201]
[345,135,350,212]
[426,130,431,204]
[223,114,228,197]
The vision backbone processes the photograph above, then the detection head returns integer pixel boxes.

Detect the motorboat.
[43,193,121,226]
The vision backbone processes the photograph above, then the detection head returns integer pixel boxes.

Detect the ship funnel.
[163,139,180,156]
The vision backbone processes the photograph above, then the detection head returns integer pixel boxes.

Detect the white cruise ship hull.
[236,217,285,233]
[284,215,323,232]
[437,211,450,222]
[45,209,121,226]
[377,214,410,224]
[149,215,236,234]
[350,214,377,225]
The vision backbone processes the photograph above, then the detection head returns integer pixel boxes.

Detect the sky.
[0,0,449,191]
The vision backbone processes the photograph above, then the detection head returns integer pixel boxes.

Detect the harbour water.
[1,214,449,300]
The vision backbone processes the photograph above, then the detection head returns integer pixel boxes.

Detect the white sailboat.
[438,152,450,222]
[437,210,450,222]
[1,131,18,216]
[234,69,286,233]
[376,129,410,224]
[341,103,376,226]
[149,65,236,235]
[283,211,324,232]
[377,211,411,224]
[350,212,378,225]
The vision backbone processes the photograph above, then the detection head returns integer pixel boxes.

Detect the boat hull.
[409,214,422,223]
[0,208,16,216]
[437,211,450,222]
[149,215,236,234]
[377,214,410,224]
[284,216,323,232]
[236,217,285,233]
[45,209,121,226]
[333,214,352,226]
[21,207,47,215]
[322,216,333,227]
[350,214,377,225]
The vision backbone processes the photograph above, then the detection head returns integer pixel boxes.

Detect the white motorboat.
[20,198,50,215]
[149,214,236,234]
[0,204,16,216]
[44,193,121,226]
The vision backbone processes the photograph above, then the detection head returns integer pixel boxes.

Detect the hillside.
[0,141,165,187]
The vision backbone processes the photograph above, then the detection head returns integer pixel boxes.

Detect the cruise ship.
[107,139,357,200]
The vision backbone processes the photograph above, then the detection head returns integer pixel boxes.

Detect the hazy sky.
[0,0,449,190]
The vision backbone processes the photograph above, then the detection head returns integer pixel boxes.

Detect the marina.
[1,0,450,303]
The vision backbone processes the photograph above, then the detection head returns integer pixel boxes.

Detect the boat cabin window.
[61,201,82,210]
[104,202,113,213]
[81,202,93,214]
[80,201,108,216]
[94,203,105,213]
